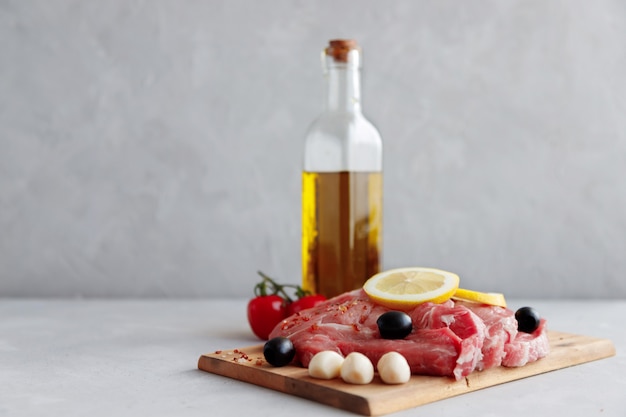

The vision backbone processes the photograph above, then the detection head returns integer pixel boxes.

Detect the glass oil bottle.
[302,39,383,298]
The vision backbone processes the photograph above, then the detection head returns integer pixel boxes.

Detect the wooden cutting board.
[197,331,615,416]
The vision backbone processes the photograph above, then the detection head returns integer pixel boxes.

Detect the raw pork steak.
[269,289,549,379]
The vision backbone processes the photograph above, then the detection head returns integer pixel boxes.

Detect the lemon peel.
[452,288,507,308]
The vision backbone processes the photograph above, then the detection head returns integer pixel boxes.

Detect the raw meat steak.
[268,289,549,379]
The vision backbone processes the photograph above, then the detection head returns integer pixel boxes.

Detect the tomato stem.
[255,271,312,301]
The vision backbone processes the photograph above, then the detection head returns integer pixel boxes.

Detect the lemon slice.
[452,288,507,308]
[363,267,460,309]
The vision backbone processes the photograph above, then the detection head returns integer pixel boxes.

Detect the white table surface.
[1,298,624,417]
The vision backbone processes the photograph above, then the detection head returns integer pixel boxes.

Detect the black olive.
[263,337,296,367]
[515,306,541,333]
[377,311,413,339]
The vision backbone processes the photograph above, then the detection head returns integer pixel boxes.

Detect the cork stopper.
[325,39,359,63]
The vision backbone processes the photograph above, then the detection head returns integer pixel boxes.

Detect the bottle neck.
[325,65,362,114]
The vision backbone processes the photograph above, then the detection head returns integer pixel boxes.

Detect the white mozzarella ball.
[308,351,345,379]
[340,352,374,384]
[377,351,411,384]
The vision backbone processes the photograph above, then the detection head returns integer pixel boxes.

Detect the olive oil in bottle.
[301,40,383,298]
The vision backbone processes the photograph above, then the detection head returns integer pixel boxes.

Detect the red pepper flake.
[233,355,249,364]
[310,323,320,331]
[255,358,264,366]
[214,350,222,354]
[352,323,360,332]
[234,349,240,353]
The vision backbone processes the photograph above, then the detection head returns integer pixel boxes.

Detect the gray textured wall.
[1,0,625,298]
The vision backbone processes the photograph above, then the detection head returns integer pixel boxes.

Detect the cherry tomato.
[247,295,287,340]
[287,294,327,316]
